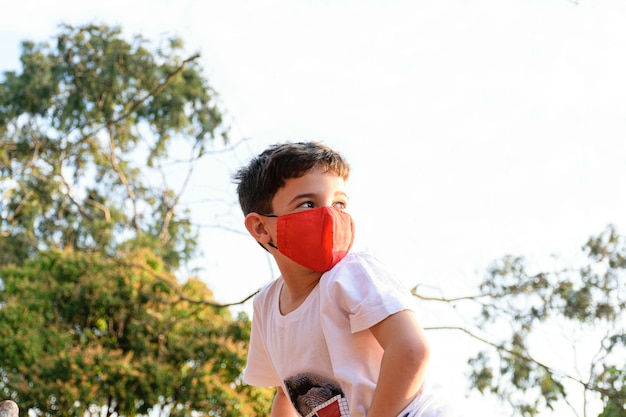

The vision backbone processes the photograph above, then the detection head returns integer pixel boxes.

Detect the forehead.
[271,167,347,209]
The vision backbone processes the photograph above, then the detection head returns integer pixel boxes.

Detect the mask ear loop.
[259,213,278,218]
[257,213,279,252]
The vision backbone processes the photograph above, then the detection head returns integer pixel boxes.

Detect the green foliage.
[0,23,274,416]
[597,367,626,417]
[0,23,228,270]
[0,249,273,416]
[467,225,626,416]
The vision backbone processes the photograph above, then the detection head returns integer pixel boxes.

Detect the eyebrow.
[288,191,349,206]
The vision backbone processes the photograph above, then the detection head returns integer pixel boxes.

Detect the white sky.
[2,1,626,416]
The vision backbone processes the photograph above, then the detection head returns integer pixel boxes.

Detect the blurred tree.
[0,249,273,416]
[415,225,625,417]
[0,23,274,416]
[0,23,227,269]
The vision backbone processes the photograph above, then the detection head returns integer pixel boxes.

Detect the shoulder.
[251,277,282,315]
[320,251,417,332]
[323,251,399,287]
[320,251,413,306]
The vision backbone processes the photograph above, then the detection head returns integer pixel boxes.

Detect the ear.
[244,212,272,245]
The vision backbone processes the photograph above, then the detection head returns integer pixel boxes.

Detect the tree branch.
[425,326,626,400]
[59,163,94,222]
[112,256,259,309]
[106,124,139,230]
[66,54,202,162]
[84,199,111,222]
[155,141,200,244]
[411,285,488,303]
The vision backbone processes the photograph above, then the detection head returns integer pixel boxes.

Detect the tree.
[0,23,274,415]
[0,23,227,269]
[0,248,273,416]
[414,225,625,417]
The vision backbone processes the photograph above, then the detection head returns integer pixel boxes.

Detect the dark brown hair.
[233,141,351,215]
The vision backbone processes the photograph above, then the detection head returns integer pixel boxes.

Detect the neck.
[278,263,322,315]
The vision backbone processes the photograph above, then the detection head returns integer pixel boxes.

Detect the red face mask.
[265,206,355,272]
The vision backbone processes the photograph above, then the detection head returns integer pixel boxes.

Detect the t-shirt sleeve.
[326,252,418,333]
[242,293,281,387]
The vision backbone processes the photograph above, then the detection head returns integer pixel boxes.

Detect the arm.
[367,309,430,417]
[271,386,299,417]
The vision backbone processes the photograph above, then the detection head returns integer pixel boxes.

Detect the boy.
[234,141,451,417]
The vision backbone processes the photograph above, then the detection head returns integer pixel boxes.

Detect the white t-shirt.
[243,251,428,417]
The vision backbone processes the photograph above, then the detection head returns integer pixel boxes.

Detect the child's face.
[244,165,352,272]
[269,166,349,217]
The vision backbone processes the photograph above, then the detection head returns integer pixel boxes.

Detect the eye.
[333,201,347,210]
[298,201,315,209]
